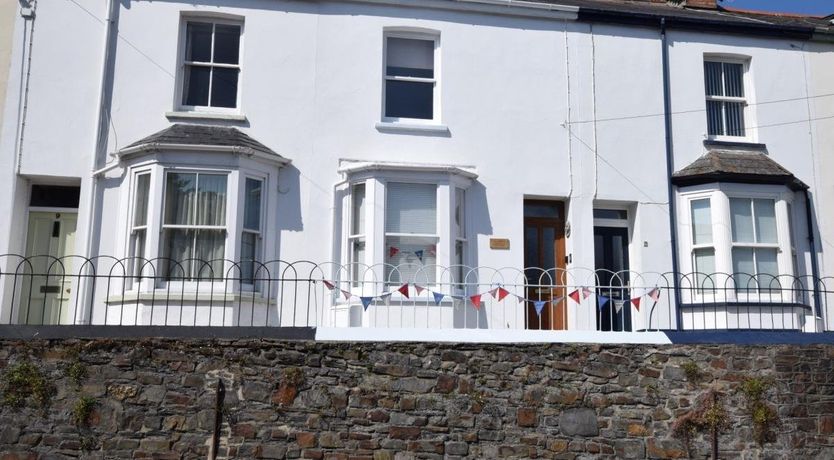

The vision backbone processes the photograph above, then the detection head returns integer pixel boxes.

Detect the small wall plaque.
[490,238,510,250]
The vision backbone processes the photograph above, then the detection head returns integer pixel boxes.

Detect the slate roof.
[123,124,286,160]
[527,0,834,37]
[672,143,808,190]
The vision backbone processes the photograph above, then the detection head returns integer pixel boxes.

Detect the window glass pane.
[386,183,437,234]
[130,229,147,282]
[182,65,210,106]
[704,61,723,96]
[593,209,627,220]
[455,240,464,282]
[725,101,746,137]
[241,232,257,284]
[693,248,715,290]
[690,199,712,245]
[165,173,197,225]
[755,248,779,285]
[455,188,465,238]
[185,22,212,62]
[133,174,150,227]
[386,37,434,78]
[213,24,241,65]
[730,198,754,243]
[210,68,239,108]
[351,240,365,284]
[706,100,723,136]
[754,199,777,244]
[723,62,744,98]
[352,183,366,235]
[196,174,227,226]
[194,229,225,278]
[384,235,437,285]
[385,80,433,119]
[732,246,755,281]
[524,202,562,219]
[244,178,262,231]
[162,228,194,278]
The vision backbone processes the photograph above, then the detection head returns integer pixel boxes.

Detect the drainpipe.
[660,18,683,330]
[803,190,822,321]
[77,0,118,323]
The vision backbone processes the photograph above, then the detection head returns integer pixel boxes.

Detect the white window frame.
[381,29,441,126]
[338,166,473,300]
[240,175,266,290]
[127,170,152,289]
[349,182,367,287]
[120,164,272,294]
[703,55,756,143]
[678,183,795,303]
[175,15,244,115]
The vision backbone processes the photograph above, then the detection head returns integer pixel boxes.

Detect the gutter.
[115,143,292,167]
[78,0,118,324]
[333,0,578,20]
[659,18,683,331]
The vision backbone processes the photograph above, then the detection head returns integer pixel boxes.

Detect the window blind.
[386,183,437,234]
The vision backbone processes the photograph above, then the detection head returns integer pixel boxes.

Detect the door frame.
[523,200,567,330]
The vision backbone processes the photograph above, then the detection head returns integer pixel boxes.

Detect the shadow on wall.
[459,181,492,328]
[276,164,304,242]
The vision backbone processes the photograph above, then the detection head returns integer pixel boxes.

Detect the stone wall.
[0,339,832,459]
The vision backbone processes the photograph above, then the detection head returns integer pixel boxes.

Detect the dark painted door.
[593,226,632,332]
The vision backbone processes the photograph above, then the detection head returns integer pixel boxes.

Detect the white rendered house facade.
[0,0,832,333]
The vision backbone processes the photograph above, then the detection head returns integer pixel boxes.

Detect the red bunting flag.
[582,287,593,299]
[568,289,581,304]
[389,246,400,258]
[415,285,425,295]
[490,287,510,301]
[323,280,336,291]
[647,287,661,302]
[470,294,482,310]
[631,296,641,311]
[397,283,410,298]
[341,289,352,300]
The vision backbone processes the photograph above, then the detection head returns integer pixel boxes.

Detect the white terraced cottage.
[0,0,833,336]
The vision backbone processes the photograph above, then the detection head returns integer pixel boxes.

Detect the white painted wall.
[0,0,831,331]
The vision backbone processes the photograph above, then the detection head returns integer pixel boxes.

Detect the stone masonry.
[0,339,832,459]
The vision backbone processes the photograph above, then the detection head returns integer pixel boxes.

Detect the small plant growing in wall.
[274,367,305,407]
[0,360,55,410]
[681,361,704,385]
[672,389,730,459]
[739,377,779,445]
[72,396,97,427]
[65,360,88,387]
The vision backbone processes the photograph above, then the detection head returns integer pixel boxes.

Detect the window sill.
[703,138,765,150]
[375,121,449,135]
[166,111,248,122]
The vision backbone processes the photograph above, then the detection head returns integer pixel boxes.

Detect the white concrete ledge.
[315,327,672,344]
[375,121,450,135]
[165,111,248,122]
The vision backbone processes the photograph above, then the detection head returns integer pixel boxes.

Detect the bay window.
[338,161,476,291]
[162,172,228,280]
[682,185,796,297]
[241,178,263,286]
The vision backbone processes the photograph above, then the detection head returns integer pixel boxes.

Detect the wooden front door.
[523,201,567,330]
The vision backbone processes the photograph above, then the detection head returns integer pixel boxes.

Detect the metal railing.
[0,255,829,333]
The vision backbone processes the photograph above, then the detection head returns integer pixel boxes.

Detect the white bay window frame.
[122,164,271,293]
[679,183,795,302]
[338,162,476,298]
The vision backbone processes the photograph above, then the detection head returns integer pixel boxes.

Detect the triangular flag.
[615,301,623,313]
[360,297,374,311]
[551,295,565,305]
[432,291,444,305]
[398,283,409,298]
[414,250,424,262]
[323,280,336,290]
[428,245,437,256]
[470,294,482,310]
[515,294,526,304]
[534,300,547,316]
[598,295,610,310]
[415,285,425,295]
[568,289,581,304]
[389,246,400,258]
[380,292,392,305]
[582,287,593,299]
[490,287,510,301]
[341,290,352,300]
[648,287,661,302]
[631,296,641,311]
